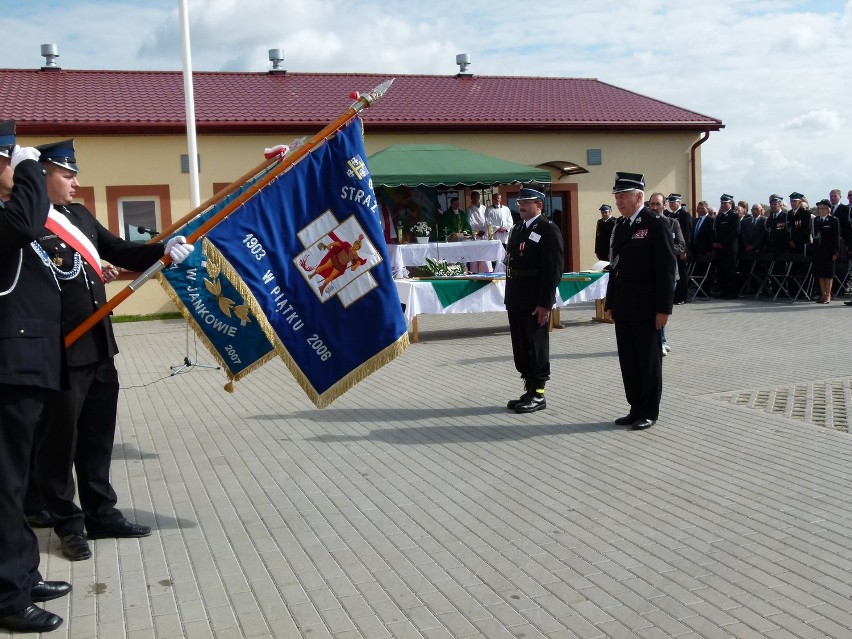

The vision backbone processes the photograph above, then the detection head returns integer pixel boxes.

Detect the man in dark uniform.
[0,121,71,633]
[504,187,564,413]
[765,194,789,253]
[787,191,811,254]
[30,140,194,562]
[594,204,615,261]
[764,194,790,289]
[605,172,675,430]
[665,194,692,304]
[712,194,740,299]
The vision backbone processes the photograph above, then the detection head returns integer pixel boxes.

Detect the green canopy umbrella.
[368,144,551,188]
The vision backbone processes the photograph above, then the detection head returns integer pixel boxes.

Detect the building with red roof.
[1,64,723,315]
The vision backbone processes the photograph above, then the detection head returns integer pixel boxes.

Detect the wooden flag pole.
[65,79,394,348]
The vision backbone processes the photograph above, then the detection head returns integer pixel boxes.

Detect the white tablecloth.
[394,273,609,322]
[388,240,506,278]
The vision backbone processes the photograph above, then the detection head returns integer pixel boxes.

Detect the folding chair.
[737,255,760,296]
[752,252,777,298]
[774,254,813,302]
[687,255,713,301]
[833,258,851,298]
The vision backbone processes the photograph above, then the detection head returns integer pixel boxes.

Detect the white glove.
[164,236,194,265]
[10,145,41,169]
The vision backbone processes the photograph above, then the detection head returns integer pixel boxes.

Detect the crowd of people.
[596,188,852,305]
[0,121,193,633]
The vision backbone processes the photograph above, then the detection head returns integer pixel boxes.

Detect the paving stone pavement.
[14,298,852,639]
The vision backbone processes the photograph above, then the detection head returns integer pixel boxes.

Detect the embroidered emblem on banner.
[295,210,384,305]
[346,154,369,180]
[202,252,252,323]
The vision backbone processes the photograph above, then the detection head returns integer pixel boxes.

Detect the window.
[118,198,159,242]
[106,185,172,242]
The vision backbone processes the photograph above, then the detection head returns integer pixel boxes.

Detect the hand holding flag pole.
[64,78,395,349]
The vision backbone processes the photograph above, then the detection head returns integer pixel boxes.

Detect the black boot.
[507,380,533,409]
[515,385,547,413]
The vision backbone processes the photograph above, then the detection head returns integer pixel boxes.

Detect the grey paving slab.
[7,298,852,638]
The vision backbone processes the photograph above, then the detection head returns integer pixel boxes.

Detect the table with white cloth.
[389,240,506,278]
[394,271,609,342]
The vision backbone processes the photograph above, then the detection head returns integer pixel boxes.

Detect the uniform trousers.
[712,250,737,297]
[507,310,550,389]
[0,385,45,615]
[673,258,688,303]
[614,318,663,420]
[34,358,122,536]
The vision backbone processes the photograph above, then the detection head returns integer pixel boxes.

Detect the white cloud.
[4,0,852,203]
[781,109,842,133]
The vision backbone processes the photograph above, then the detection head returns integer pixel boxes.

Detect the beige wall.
[20,128,704,314]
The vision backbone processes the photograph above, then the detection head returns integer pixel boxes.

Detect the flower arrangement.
[425,257,466,277]
[410,221,432,237]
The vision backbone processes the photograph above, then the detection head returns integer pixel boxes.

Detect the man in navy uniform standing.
[594,204,615,261]
[712,194,741,299]
[504,187,564,413]
[0,121,71,633]
[665,194,692,304]
[605,172,675,430]
[30,139,193,562]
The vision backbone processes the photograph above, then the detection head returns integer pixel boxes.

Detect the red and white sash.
[44,206,104,281]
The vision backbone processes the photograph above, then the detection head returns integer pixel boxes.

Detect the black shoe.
[61,533,92,561]
[26,509,55,528]
[0,605,63,633]
[31,580,72,603]
[630,419,656,430]
[507,392,533,410]
[87,518,151,540]
[614,414,638,426]
[514,395,546,413]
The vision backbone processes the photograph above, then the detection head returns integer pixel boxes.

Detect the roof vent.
[455,53,472,77]
[268,48,286,75]
[41,43,61,71]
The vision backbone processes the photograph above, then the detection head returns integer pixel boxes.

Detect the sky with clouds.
[5,0,852,207]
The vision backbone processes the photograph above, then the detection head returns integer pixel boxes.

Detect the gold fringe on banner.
[203,238,409,409]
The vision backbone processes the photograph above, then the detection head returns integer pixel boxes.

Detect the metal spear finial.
[352,78,395,111]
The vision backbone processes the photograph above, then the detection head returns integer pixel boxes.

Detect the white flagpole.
[179,0,201,208]
[172,0,217,376]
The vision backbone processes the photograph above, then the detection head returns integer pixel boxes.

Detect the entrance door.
[506,188,577,272]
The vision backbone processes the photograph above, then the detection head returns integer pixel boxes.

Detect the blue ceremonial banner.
[203,117,409,407]
[158,167,279,389]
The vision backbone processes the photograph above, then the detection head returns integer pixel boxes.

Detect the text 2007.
[242,233,267,261]
[307,334,332,361]
[224,344,242,364]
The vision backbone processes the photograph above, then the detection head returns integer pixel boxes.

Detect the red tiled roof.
[0,69,723,135]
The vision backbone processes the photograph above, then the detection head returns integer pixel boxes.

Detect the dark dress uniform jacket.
[766,211,790,253]
[38,203,165,366]
[0,161,65,389]
[714,210,740,254]
[605,209,676,321]
[594,217,616,261]
[0,159,66,618]
[787,207,811,252]
[504,216,563,312]
[811,215,840,279]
